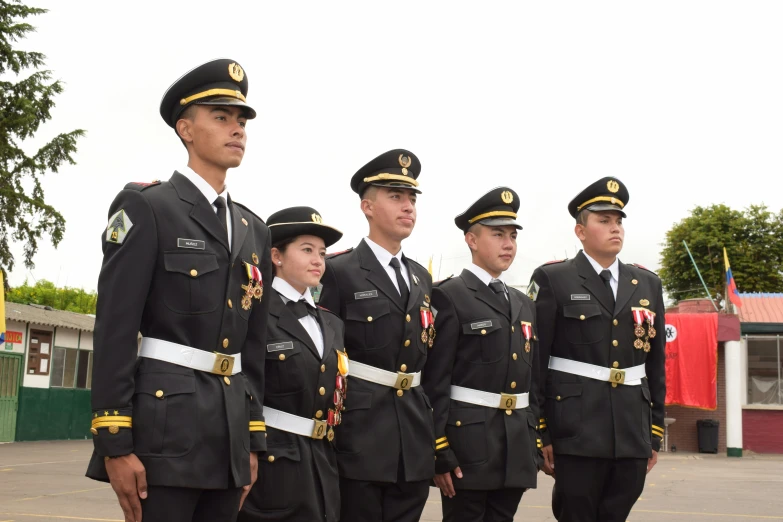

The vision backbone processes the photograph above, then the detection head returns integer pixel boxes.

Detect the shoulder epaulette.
[544,259,566,265]
[124,180,161,191]
[434,274,454,287]
[233,201,265,223]
[327,247,353,259]
[630,263,658,275]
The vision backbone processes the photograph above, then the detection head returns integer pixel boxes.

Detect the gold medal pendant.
[241,294,253,311]
[327,428,335,441]
[428,325,436,341]
[634,339,645,350]
[643,341,651,352]
[421,330,429,344]
[525,340,531,353]
[428,336,434,348]
[648,324,656,339]
[634,324,645,338]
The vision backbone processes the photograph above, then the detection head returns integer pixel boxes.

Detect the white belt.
[548,356,645,386]
[349,360,421,390]
[139,337,242,376]
[450,385,530,410]
[263,406,329,440]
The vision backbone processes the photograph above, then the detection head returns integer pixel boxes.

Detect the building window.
[76,351,92,390]
[51,347,78,388]
[746,335,782,405]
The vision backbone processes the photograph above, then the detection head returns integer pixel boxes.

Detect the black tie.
[600,269,614,303]
[489,280,507,300]
[287,299,317,320]
[389,257,410,306]
[214,196,228,243]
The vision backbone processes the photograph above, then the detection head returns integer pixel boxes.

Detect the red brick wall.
[743,410,783,454]
[664,343,727,453]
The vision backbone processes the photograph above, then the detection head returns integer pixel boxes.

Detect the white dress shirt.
[363,237,410,295]
[272,277,324,358]
[467,263,508,300]
[583,251,619,299]
[179,166,233,251]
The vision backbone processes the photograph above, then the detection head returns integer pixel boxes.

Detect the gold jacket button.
[505,409,512,416]
[155,390,164,398]
[632,279,638,285]
[228,299,233,309]
[510,381,517,389]
[279,354,286,361]
[190,269,198,277]
[513,353,518,360]
[613,361,619,368]
[556,395,562,401]
[109,425,119,434]
[580,315,586,320]
[406,314,411,322]
[511,326,515,332]
[367,316,373,322]
[404,340,411,347]
[319,387,326,395]
[400,364,408,372]
[315,410,324,419]
[320,364,326,372]
[456,421,462,427]
[613,319,618,326]
[612,340,619,347]
[481,329,487,335]
[268,455,275,463]
[222,338,229,349]
[224,376,231,385]
[397,390,404,397]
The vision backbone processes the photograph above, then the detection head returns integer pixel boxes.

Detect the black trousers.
[339,460,430,522]
[140,485,243,522]
[552,454,647,522]
[442,488,525,522]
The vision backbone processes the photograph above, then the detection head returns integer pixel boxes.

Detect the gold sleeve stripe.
[436,442,450,450]
[435,436,448,444]
[92,422,133,429]
[92,416,133,427]
[250,421,267,432]
[539,424,547,430]
[652,429,664,437]
[652,424,664,432]
[539,418,546,422]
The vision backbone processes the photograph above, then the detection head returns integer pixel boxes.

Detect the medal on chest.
[420,307,435,347]
[327,351,350,442]
[632,307,656,352]
[520,321,533,353]
[241,262,263,310]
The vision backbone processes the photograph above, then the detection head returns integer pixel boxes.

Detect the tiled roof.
[737,293,783,323]
[4,302,95,331]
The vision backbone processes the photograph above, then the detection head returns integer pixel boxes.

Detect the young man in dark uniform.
[318,149,435,522]
[529,178,666,522]
[86,58,272,522]
[423,187,542,522]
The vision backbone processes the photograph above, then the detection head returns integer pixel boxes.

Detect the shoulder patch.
[527,280,540,301]
[232,201,265,224]
[544,259,566,265]
[106,209,133,244]
[124,180,161,191]
[327,247,353,259]
[630,263,658,275]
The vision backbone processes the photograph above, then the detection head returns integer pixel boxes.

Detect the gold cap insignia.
[640,299,649,306]
[228,63,245,82]
[398,154,412,168]
[607,180,620,193]
[312,213,323,224]
[501,190,514,204]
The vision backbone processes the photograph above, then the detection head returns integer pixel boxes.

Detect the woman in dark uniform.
[239,206,348,522]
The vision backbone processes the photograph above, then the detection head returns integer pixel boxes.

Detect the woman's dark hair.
[271,236,297,253]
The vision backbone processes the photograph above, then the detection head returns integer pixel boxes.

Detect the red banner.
[664,313,719,410]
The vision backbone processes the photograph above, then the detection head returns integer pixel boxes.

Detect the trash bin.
[696,419,719,453]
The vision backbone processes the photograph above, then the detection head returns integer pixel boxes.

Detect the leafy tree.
[6,279,97,314]
[659,204,783,303]
[0,0,85,282]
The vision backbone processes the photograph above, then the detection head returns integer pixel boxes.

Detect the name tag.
[178,238,205,250]
[571,294,591,301]
[471,320,493,330]
[354,290,378,300]
[267,341,294,352]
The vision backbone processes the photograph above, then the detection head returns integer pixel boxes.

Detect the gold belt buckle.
[500,393,517,409]
[212,353,235,376]
[609,368,626,385]
[394,372,414,390]
[311,419,328,439]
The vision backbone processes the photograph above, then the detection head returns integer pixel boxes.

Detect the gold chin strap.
[180,88,246,106]
[577,196,625,212]
[468,210,517,224]
[363,173,419,187]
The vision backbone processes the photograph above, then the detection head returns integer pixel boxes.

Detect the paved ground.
[0,441,781,521]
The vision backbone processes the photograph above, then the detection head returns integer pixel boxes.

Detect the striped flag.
[724,247,742,309]
[0,270,6,345]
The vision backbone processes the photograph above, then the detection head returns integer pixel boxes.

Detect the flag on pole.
[723,247,742,309]
[0,270,6,345]
[427,256,433,276]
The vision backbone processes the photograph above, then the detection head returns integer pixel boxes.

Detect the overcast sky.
[7,1,783,292]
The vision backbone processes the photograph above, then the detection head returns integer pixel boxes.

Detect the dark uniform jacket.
[422,269,542,491]
[242,286,345,521]
[318,239,435,483]
[530,250,666,460]
[86,172,271,489]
